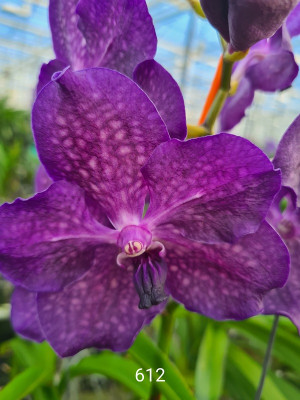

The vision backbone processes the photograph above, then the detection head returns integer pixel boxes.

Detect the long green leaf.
[69,351,150,399]
[129,332,195,400]
[227,318,300,373]
[0,366,51,400]
[195,324,228,400]
[229,344,287,400]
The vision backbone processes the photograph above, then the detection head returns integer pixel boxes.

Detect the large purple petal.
[143,134,280,244]
[36,59,68,95]
[32,67,169,229]
[287,2,300,38]
[133,60,187,140]
[49,0,87,69]
[76,0,157,77]
[0,181,116,292]
[163,222,289,320]
[263,229,300,333]
[37,246,163,357]
[273,114,300,202]
[11,287,44,343]
[219,78,254,131]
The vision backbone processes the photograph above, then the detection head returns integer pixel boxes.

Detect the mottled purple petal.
[32,67,169,229]
[11,287,44,343]
[76,0,157,77]
[49,0,87,69]
[35,165,52,192]
[163,222,289,320]
[263,233,300,333]
[133,60,186,140]
[273,114,300,202]
[0,181,116,291]
[37,59,68,95]
[143,134,280,244]
[37,246,163,357]
[219,78,254,131]
[287,2,300,38]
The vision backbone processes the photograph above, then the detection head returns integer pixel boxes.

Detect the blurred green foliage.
[0,98,39,203]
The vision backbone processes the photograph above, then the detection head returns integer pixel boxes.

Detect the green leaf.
[0,366,51,400]
[229,344,287,400]
[69,351,150,399]
[195,323,228,400]
[226,318,300,373]
[128,332,195,400]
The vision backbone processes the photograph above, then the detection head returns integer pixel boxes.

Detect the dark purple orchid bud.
[200,0,297,51]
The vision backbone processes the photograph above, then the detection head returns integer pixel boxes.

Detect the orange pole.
[198,55,223,125]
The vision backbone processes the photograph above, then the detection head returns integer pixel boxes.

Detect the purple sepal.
[133,60,187,140]
[273,114,300,203]
[49,0,87,70]
[32,67,169,229]
[287,2,300,38]
[76,0,157,77]
[219,78,254,131]
[11,287,44,343]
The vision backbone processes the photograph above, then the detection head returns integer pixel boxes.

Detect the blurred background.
[0,1,300,399]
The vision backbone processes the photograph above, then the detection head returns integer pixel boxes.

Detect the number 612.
[135,368,165,382]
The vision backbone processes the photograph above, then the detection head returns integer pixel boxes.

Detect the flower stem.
[203,56,234,133]
[149,302,179,400]
[198,55,223,125]
[254,315,279,400]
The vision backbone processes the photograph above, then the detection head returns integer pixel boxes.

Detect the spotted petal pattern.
[32,67,169,229]
[76,0,157,77]
[49,0,87,69]
[133,60,187,140]
[11,287,44,343]
[37,246,164,356]
[143,134,281,243]
[0,181,115,291]
[163,222,289,320]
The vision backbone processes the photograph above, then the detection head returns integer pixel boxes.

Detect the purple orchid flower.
[200,0,298,52]
[0,67,289,356]
[38,0,186,141]
[263,115,300,332]
[219,17,299,132]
